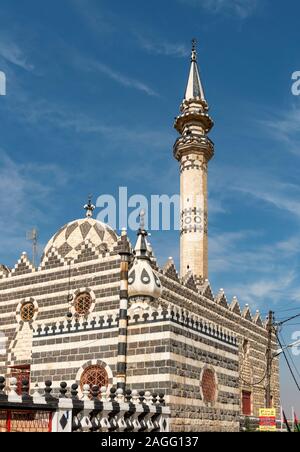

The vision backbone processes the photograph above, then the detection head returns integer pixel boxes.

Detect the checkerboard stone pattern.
[42,218,118,261]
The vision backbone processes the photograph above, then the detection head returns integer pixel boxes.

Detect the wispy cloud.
[90,61,158,97]
[72,0,116,35]
[209,229,300,308]
[136,35,189,58]
[259,104,300,156]
[227,270,297,309]
[210,231,300,274]
[210,164,300,219]
[180,0,258,18]
[0,150,68,264]
[0,39,34,72]
[5,95,170,150]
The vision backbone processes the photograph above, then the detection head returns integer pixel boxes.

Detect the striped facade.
[0,229,280,432]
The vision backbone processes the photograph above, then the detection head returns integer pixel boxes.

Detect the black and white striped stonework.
[116,231,131,391]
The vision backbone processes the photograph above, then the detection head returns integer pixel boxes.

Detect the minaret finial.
[84,195,95,218]
[191,38,197,62]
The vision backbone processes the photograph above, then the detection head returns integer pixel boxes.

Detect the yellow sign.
[259,409,276,417]
[259,408,276,431]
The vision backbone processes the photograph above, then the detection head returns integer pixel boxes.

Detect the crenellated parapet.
[0,264,10,279]
[242,305,253,322]
[181,271,198,292]
[10,252,36,277]
[128,302,238,347]
[199,278,214,300]
[32,300,238,347]
[33,312,119,338]
[39,246,67,270]
[215,288,229,309]
[253,310,264,327]
[230,296,242,316]
[162,257,180,282]
[159,268,267,332]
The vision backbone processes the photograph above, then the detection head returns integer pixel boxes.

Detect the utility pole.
[265,310,274,408]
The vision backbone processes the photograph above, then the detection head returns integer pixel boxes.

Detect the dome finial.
[84,195,95,218]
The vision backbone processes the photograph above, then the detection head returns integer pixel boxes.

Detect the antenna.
[26,228,38,267]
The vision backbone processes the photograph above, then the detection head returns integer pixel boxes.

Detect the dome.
[43,218,118,260]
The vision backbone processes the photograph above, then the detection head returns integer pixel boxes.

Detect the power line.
[261,307,300,317]
[276,332,300,393]
[239,372,267,387]
[276,313,300,326]
[279,332,300,382]
[276,307,300,313]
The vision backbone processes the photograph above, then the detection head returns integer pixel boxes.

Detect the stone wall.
[0,239,280,431]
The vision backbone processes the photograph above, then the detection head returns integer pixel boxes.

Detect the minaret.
[174,40,214,283]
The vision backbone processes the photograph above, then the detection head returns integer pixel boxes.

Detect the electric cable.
[276,332,300,393]
[279,331,300,382]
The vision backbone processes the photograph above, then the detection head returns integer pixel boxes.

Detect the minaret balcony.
[173,135,214,162]
[174,110,214,135]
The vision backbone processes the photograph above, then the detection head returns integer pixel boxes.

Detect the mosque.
[0,42,280,432]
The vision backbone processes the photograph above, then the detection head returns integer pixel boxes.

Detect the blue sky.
[0,0,300,415]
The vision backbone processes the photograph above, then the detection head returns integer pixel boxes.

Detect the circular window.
[74,292,92,316]
[201,368,217,403]
[21,302,35,322]
[80,365,108,390]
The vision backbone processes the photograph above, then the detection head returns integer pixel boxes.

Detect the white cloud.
[259,105,300,156]
[0,40,34,72]
[210,164,300,219]
[136,35,189,58]
[180,0,258,18]
[72,0,116,35]
[88,61,158,97]
[209,228,300,309]
[1,86,173,204]
[4,94,171,152]
[227,270,297,309]
[0,150,68,264]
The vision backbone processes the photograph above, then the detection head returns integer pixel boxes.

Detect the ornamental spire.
[128,211,162,301]
[184,39,206,103]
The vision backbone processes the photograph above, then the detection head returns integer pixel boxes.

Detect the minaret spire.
[173,40,214,283]
[184,39,206,103]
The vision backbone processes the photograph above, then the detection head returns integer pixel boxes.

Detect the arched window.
[80,365,108,390]
[21,302,35,322]
[201,368,217,403]
[74,292,92,316]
